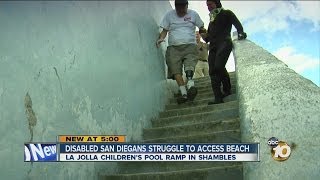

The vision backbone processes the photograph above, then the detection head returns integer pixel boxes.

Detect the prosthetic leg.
[185,70,198,101]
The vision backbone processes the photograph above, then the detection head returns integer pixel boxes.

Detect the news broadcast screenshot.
[1,0,319,180]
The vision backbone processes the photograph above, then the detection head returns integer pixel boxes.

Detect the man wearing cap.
[201,0,247,104]
[156,0,206,104]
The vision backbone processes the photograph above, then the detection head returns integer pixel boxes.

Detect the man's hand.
[199,27,207,34]
[200,33,208,39]
[156,38,165,48]
[156,29,168,48]
[238,32,247,40]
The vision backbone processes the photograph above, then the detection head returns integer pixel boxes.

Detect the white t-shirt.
[160,9,204,46]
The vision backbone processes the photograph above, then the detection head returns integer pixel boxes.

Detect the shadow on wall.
[0,1,172,180]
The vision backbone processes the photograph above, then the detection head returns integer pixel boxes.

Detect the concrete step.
[160,100,238,118]
[194,76,236,85]
[170,88,236,104]
[173,79,236,98]
[166,94,237,110]
[195,79,236,89]
[194,72,236,83]
[116,161,242,175]
[144,129,241,143]
[152,107,239,127]
[196,83,236,94]
[196,88,236,99]
[144,118,239,140]
[100,165,243,180]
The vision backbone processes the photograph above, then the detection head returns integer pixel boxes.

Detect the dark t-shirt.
[206,9,244,49]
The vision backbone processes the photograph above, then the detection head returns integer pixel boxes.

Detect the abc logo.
[267,137,279,148]
[268,137,291,161]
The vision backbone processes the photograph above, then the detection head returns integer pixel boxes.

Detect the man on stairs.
[194,31,209,78]
[200,0,247,105]
[156,0,206,104]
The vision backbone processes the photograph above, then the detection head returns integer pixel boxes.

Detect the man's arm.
[157,11,170,48]
[156,29,168,48]
[194,10,205,31]
[229,10,247,40]
[194,10,208,41]
[200,25,210,43]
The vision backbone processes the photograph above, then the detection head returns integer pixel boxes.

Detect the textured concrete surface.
[0,1,171,180]
[233,39,320,180]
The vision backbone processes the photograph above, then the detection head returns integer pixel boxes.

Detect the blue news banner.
[58,143,260,162]
[24,143,57,162]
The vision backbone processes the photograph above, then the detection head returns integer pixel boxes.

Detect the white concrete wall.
[233,39,320,180]
[0,1,171,180]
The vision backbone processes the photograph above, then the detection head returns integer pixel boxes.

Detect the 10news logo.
[267,137,291,161]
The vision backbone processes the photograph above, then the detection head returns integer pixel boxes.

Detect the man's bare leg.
[175,74,185,86]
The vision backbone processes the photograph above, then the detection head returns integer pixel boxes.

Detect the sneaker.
[177,94,188,104]
[208,97,224,105]
[187,86,198,101]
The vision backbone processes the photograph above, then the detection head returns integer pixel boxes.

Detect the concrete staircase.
[100,72,243,180]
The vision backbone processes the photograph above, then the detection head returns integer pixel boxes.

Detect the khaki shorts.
[165,44,198,79]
